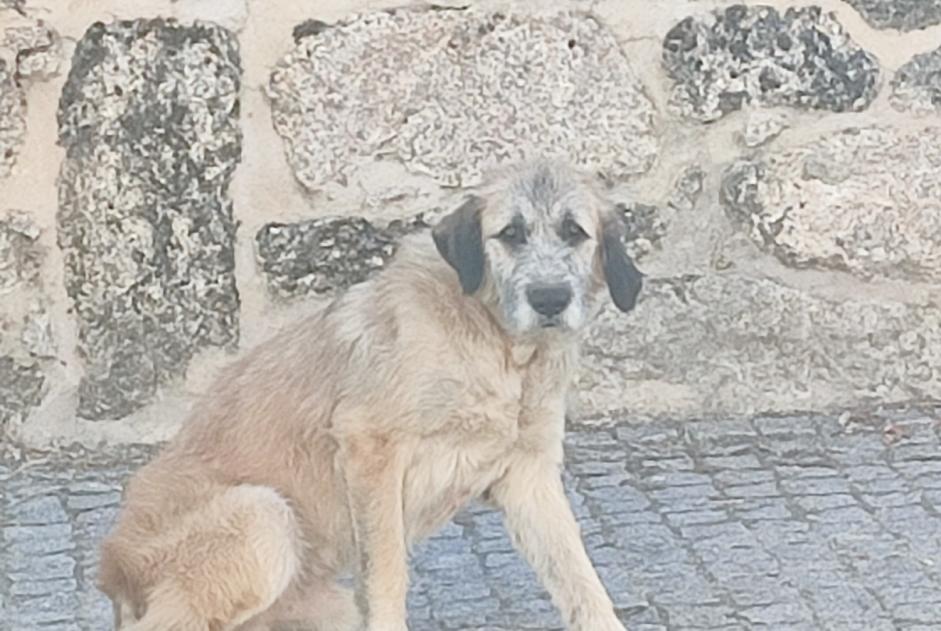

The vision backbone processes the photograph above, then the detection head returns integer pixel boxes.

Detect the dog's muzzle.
[526,283,572,327]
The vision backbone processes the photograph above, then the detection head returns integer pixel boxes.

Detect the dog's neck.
[510,341,537,367]
[509,332,580,370]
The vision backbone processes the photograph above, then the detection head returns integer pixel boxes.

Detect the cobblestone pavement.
[2,408,941,631]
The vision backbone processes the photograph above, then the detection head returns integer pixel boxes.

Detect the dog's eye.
[496,224,526,245]
[561,217,589,244]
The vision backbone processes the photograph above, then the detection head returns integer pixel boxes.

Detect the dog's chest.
[404,397,525,542]
[402,434,513,542]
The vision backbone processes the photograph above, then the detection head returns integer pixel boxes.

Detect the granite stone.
[256,213,429,298]
[842,0,941,31]
[722,126,941,282]
[891,45,941,113]
[56,19,242,420]
[0,58,25,178]
[269,8,658,189]
[663,5,879,121]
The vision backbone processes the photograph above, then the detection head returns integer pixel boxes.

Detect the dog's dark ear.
[601,212,643,312]
[433,195,486,294]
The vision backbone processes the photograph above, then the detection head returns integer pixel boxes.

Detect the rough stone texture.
[580,274,941,420]
[56,19,241,421]
[0,59,25,178]
[666,165,704,213]
[256,213,429,299]
[0,209,40,291]
[0,357,44,428]
[0,4,61,180]
[3,409,941,629]
[617,166,703,260]
[268,8,658,189]
[0,210,49,429]
[0,11,61,80]
[842,0,941,31]
[741,109,789,147]
[891,46,941,113]
[619,201,665,260]
[722,126,941,282]
[663,6,880,122]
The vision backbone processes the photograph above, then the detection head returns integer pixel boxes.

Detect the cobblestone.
[1,408,940,630]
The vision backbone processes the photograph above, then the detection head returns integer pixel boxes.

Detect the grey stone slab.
[65,491,121,512]
[663,6,879,122]
[56,18,241,420]
[269,8,658,190]
[7,495,67,525]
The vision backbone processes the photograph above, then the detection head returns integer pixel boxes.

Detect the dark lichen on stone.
[256,214,430,299]
[292,19,331,42]
[663,5,880,121]
[842,0,941,31]
[56,19,242,420]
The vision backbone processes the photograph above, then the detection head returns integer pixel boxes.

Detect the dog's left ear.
[600,212,643,312]
[433,195,486,294]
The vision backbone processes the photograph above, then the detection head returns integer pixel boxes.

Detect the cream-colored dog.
[98,159,643,631]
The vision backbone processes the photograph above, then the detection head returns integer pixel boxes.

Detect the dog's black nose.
[526,283,573,317]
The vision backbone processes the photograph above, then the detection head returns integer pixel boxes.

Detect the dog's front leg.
[339,435,409,631]
[488,455,626,631]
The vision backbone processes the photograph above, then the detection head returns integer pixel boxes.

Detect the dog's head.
[433,159,643,338]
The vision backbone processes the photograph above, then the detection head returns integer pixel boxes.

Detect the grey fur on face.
[434,159,643,339]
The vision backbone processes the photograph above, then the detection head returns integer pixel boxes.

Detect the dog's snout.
[526,283,573,317]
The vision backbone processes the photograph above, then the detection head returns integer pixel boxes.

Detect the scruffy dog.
[98,159,643,631]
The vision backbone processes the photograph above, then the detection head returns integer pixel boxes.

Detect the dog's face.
[433,161,643,338]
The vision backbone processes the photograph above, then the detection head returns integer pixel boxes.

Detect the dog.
[97,159,643,631]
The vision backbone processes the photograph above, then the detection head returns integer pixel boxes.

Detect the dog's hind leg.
[117,485,302,631]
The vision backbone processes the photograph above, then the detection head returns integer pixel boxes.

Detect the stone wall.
[1,0,940,446]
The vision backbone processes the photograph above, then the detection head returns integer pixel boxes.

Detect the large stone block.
[0,58,25,178]
[721,126,941,282]
[842,0,941,31]
[580,274,941,420]
[891,46,941,113]
[269,8,658,190]
[57,19,241,420]
[256,214,429,299]
[663,6,879,122]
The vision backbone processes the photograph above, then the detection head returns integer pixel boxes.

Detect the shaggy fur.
[98,159,643,631]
